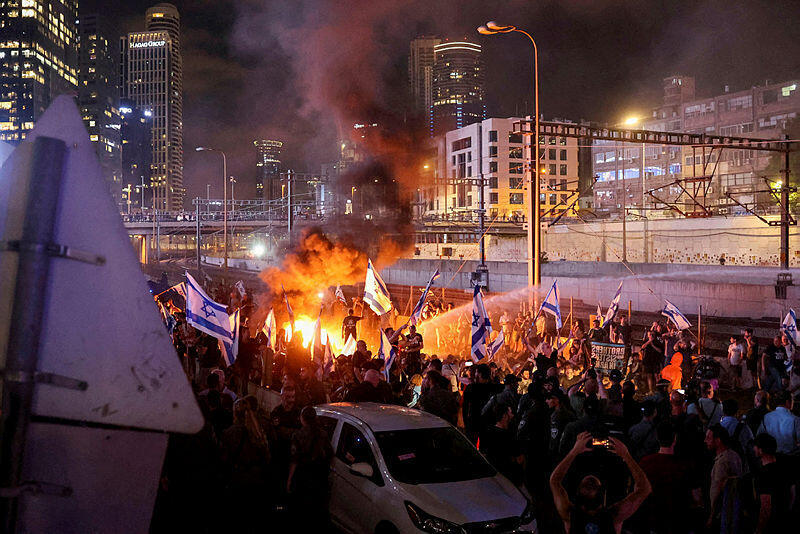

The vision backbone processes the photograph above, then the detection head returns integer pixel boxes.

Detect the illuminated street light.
[478,20,541,289]
[251,243,266,258]
[624,116,640,126]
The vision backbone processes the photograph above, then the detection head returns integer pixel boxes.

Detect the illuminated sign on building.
[131,40,166,49]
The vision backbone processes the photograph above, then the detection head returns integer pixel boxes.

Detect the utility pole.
[287,170,293,236]
[781,134,791,270]
[155,208,160,262]
[476,123,489,288]
[641,142,648,263]
[618,145,626,262]
[195,198,202,279]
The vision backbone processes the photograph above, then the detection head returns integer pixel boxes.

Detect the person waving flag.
[487,330,505,361]
[281,284,295,326]
[379,328,397,381]
[262,308,277,351]
[538,280,563,329]
[605,281,623,325]
[218,309,240,366]
[471,285,492,362]
[781,309,799,347]
[185,271,236,344]
[662,299,691,330]
[335,285,348,307]
[363,258,392,315]
[409,268,441,326]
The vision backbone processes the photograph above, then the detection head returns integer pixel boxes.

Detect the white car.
[315,402,534,534]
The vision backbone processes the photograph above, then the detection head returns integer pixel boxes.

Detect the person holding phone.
[550,432,652,534]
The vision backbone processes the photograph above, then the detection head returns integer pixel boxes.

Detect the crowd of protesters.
[152,280,800,533]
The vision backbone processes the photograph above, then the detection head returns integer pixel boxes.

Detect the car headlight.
[520,498,535,525]
[405,501,465,534]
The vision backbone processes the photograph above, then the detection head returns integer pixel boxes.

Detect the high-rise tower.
[254,139,282,202]
[121,3,183,211]
[0,0,79,142]
[431,40,485,136]
[408,36,441,116]
[78,13,122,208]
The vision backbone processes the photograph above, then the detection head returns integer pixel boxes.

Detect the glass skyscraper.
[121,3,183,211]
[431,40,485,137]
[0,0,78,142]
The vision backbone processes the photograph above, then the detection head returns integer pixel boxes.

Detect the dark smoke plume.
[233,0,434,304]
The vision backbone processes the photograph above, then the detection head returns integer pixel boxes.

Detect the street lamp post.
[229,176,236,213]
[478,21,541,290]
[196,146,228,273]
[123,184,132,215]
[206,184,211,200]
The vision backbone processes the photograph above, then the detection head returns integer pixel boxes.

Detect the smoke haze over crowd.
[84,0,800,203]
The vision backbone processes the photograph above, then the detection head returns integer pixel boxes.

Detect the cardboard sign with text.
[591,342,626,374]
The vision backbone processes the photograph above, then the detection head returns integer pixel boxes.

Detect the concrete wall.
[380,258,800,319]
[411,215,800,267]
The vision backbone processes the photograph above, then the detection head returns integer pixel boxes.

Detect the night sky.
[83,0,800,205]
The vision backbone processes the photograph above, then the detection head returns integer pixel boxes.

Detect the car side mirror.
[348,462,374,478]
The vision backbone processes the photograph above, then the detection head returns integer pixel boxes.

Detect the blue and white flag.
[235,280,246,298]
[282,284,295,326]
[364,258,392,315]
[662,299,691,331]
[185,272,236,343]
[335,285,348,307]
[470,284,492,362]
[487,330,505,360]
[605,281,623,325]
[781,309,799,347]
[409,269,441,326]
[379,329,397,380]
[596,302,604,326]
[310,305,324,362]
[539,280,562,329]
[218,309,240,366]
[261,308,277,351]
[320,340,335,380]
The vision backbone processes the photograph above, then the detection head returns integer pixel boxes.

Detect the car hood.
[399,475,526,525]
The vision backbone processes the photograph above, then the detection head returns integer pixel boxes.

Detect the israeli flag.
[320,340,335,381]
[487,330,505,360]
[364,258,392,315]
[235,280,246,298]
[781,309,799,347]
[604,281,623,325]
[409,269,441,326]
[282,284,295,325]
[262,308,277,351]
[335,285,348,307]
[471,284,492,362]
[539,280,562,329]
[596,302,604,326]
[185,272,236,343]
[310,305,324,361]
[662,299,691,331]
[218,309,240,366]
[379,329,397,380]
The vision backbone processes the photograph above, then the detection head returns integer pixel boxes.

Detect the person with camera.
[550,432,652,534]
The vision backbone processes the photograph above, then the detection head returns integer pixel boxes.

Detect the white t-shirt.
[728,343,743,366]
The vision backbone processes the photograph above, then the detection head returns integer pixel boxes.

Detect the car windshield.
[374,427,496,484]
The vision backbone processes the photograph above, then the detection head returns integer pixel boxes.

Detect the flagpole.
[697,304,702,356]
[570,297,573,330]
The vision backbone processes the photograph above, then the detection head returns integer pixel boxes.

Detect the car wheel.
[374,521,399,534]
